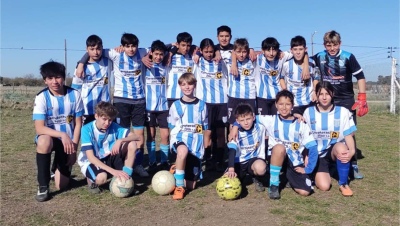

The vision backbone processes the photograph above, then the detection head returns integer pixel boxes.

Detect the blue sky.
[1,0,399,82]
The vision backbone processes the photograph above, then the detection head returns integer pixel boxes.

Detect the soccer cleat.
[352,165,364,179]
[169,164,176,174]
[35,186,49,202]
[252,177,265,192]
[268,185,280,199]
[172,186,185,200]
[134,165,149,177]
[339,184,353,197]
[88,183,101,194]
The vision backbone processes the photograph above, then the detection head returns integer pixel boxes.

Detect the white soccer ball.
[151,170,176,195]
[109,177,134,198]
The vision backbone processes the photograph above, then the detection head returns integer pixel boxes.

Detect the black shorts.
[227,97,256,124]
[256,97,277,115]
[85,152,125,182]
[172,141,202,181]
[83,115,95,125]
[234,157,265,179]
[313,146,334,174]
[335,98,357,125]
[146,111,169,128]
[168,99,179,109]
[286,161,313,193]
[206,103,228,129]
[114,102,146,129]
[35,137,71,177]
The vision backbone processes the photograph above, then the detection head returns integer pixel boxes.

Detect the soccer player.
[143,40,170,171]
[313,30,367,179]
[168,73,208,200]
[76,33,149,177]
[303,81,357,196]
[281,35,319,115]
[33,61,84,202]
[194,38,229,171]
[224,103,268,193]
[77,102,140,194]
[72,34,112,125]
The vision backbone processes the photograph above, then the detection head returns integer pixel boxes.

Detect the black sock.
[204,147,212,161]
[36,153,51,187]
[215,147,225,163]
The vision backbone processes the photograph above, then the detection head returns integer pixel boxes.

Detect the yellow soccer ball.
[216,176,242,200]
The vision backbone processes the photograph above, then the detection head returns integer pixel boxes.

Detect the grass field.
[1,88,399,225]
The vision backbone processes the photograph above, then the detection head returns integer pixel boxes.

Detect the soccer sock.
[146,141,156,164]
[269,165,282,186]
[134,148,144,166]
[123,166,133,177]
[204,147,212,161]
[36,153,51,187]
[160,144,169,163]
[174,169,185,187]
[336,159,350,185]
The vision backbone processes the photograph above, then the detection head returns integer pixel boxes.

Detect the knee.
[272,144,286,156]
[36,135,52,154]
[317,183,331,191]
[296,189,311,196]
[128,141,137,152]
[95,173,108,185]
[253,161,267,176]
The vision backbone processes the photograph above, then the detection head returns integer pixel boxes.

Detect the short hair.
[234,103,254,118]
[275,90,294,105]
[86,35,103,47]
[95,101,118,119]
[40,61,66,80]
[261,37,280,50]
[178,73,196,86]
[121,33,139,46]
[290,35,307,48]
[323,30,341,45]
[151,40,167,52]
[315,81,335,102]
[176,32,192,44]
[217,25,232,36]
[233,38,249,51]
[199,38,215,50]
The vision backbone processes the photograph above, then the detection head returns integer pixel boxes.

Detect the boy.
[143,40,170,171]
[281,35,319,115]
[168,73,208,200]
[76,33,149,177]
[33,61,84,202]
[77,101,140,193]
[72,34,112,125]
[313,30,367,179]
[224,103,267,193]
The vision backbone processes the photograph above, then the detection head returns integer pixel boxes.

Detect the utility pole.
[311,31,317,56]
[388,47,398,114]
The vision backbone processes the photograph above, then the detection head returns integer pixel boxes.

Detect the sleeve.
[282,50,293,62]
[304,145,318,174]
[280,62,289,79]
[71,69,83,92]
[256,115,273,128]
[342,109,357,136]
[302,108,310,125]
[80,125,94,152]
[349,54,365,80]
[313,63,321,81]
[78,53,90,64]
[168,103,179,129]
[202,103,208,131]
[301,123,317,149]
[75,92,84,117]
[254,58,261,89]
[105,48,118,61]
[227,140,239,167]
[115,123,129,139]
[32,94,46,121]
[193,64,202,99]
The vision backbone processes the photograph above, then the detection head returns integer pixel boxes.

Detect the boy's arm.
[249,48,257,62]
[85,149,129,179]
[110,131,141,156]
[230,53,238,77]
[225,141,238,178]
[301,53,310,80]
[34,120,75,154]
[279,63,288,90]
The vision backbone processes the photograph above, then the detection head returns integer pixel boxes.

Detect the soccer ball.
[151,170,176,195]
[109,177,134,198]
[216,176,242,200]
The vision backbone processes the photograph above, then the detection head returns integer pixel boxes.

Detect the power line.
[0,47,84,51]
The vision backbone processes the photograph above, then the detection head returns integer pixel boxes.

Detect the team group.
[32,25,369,202]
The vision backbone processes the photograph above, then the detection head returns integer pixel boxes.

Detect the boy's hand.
[293,113,305,123]
[294,166,306,174]
[249,49,257,62]
[61,133,75,154]
[230,65,239,77]
[192,54,200,64]
[114,45,124,53]
[142,54,153,68]
[75,63,85,78]
[111,140,122,155]
[228,126,239,141]
[311,91,317,102]
[224,167,237,178]
[301,63,310,80]
[66,153,77,166]
[213,51,222,63]
[279,51,285,59]
[336,149,352,163]
[112,169,130,180]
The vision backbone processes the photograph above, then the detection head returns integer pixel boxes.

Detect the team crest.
[270,70,278,76]
[66,115,73,124]
[215,72,222,79]
[242,69,250,76]
[195,124,202,133]
[291,142,300,150]
[330,131,339,139]
[104,77,108,85]
[254,142,260,150]
[134,70,142,76]
[187,67,192,73]
[161,77,166,84]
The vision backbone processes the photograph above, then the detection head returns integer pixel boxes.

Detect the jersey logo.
[134,70,142,76]
[161,77,166,84]
[242,69,250,76]
[187,67,192,73]
[66,115,73,124]
[330,131,339,139]
[104,77,108,85]
[254,142,260,150]
[291,142,300,150]
[195,124,202,133]
[215,72,222,79]
[270,70,278,76]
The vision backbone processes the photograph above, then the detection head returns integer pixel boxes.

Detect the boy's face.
[124,44,138,57]
[177,41,191,55]
[179,80,195,97]
[44,76,64,95]
[291,46,307,62]
[217,31,231,47]
[94,114,113,131]
[263,48,278,61]
[234,47,248,62]
[275,96,293,117]
[317,88,333,108]
[201,46,214,61]
[324,42,341,56]
[151,50,164,64]
[87,45,102,61]
[236,113,255,131]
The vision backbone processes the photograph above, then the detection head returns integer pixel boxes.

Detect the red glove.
[351,93,368,117]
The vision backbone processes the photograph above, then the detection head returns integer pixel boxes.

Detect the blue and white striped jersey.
[166,54,194,99]
[32,86,84,140]
[227,58,257,99]
[71,57,112,115]
[257,115,317,167]
[77,121,129,167]
[303,105,357,157]
[281,59,320,107]
[143,63,168,111]
[227,122,266,163]
[255,52,292,100]
[194,57,228,104]
[168,98,208,159]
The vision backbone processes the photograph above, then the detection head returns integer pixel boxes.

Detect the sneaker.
[50,172,55,181]
[285,181,292,188]
[169,164,176,174]
[35,186,49,202]
[252,177,265,192]
[172,186,185,200]
[268,185,280,199]
[352,165,364,179]
[339,184,353,197]
[134,165,149,177]
[88,183,101,194]
[148,162,158,173]
[159,162,170,171]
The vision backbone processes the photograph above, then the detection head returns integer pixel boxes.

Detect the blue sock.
[122,166,133,177]
[336,159,350,185]
[174,169,185,187]
[134,148,144,166]
[147,141,156,164]
[160,144,169,163]
[269,165,282,186]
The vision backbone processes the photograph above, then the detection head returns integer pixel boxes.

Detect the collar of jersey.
[315,104,336,113]
[179,97,199,105]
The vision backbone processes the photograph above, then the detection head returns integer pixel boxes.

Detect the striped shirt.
[166,54,194,99]
[143,63,168,111]
[227,58,256,99]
